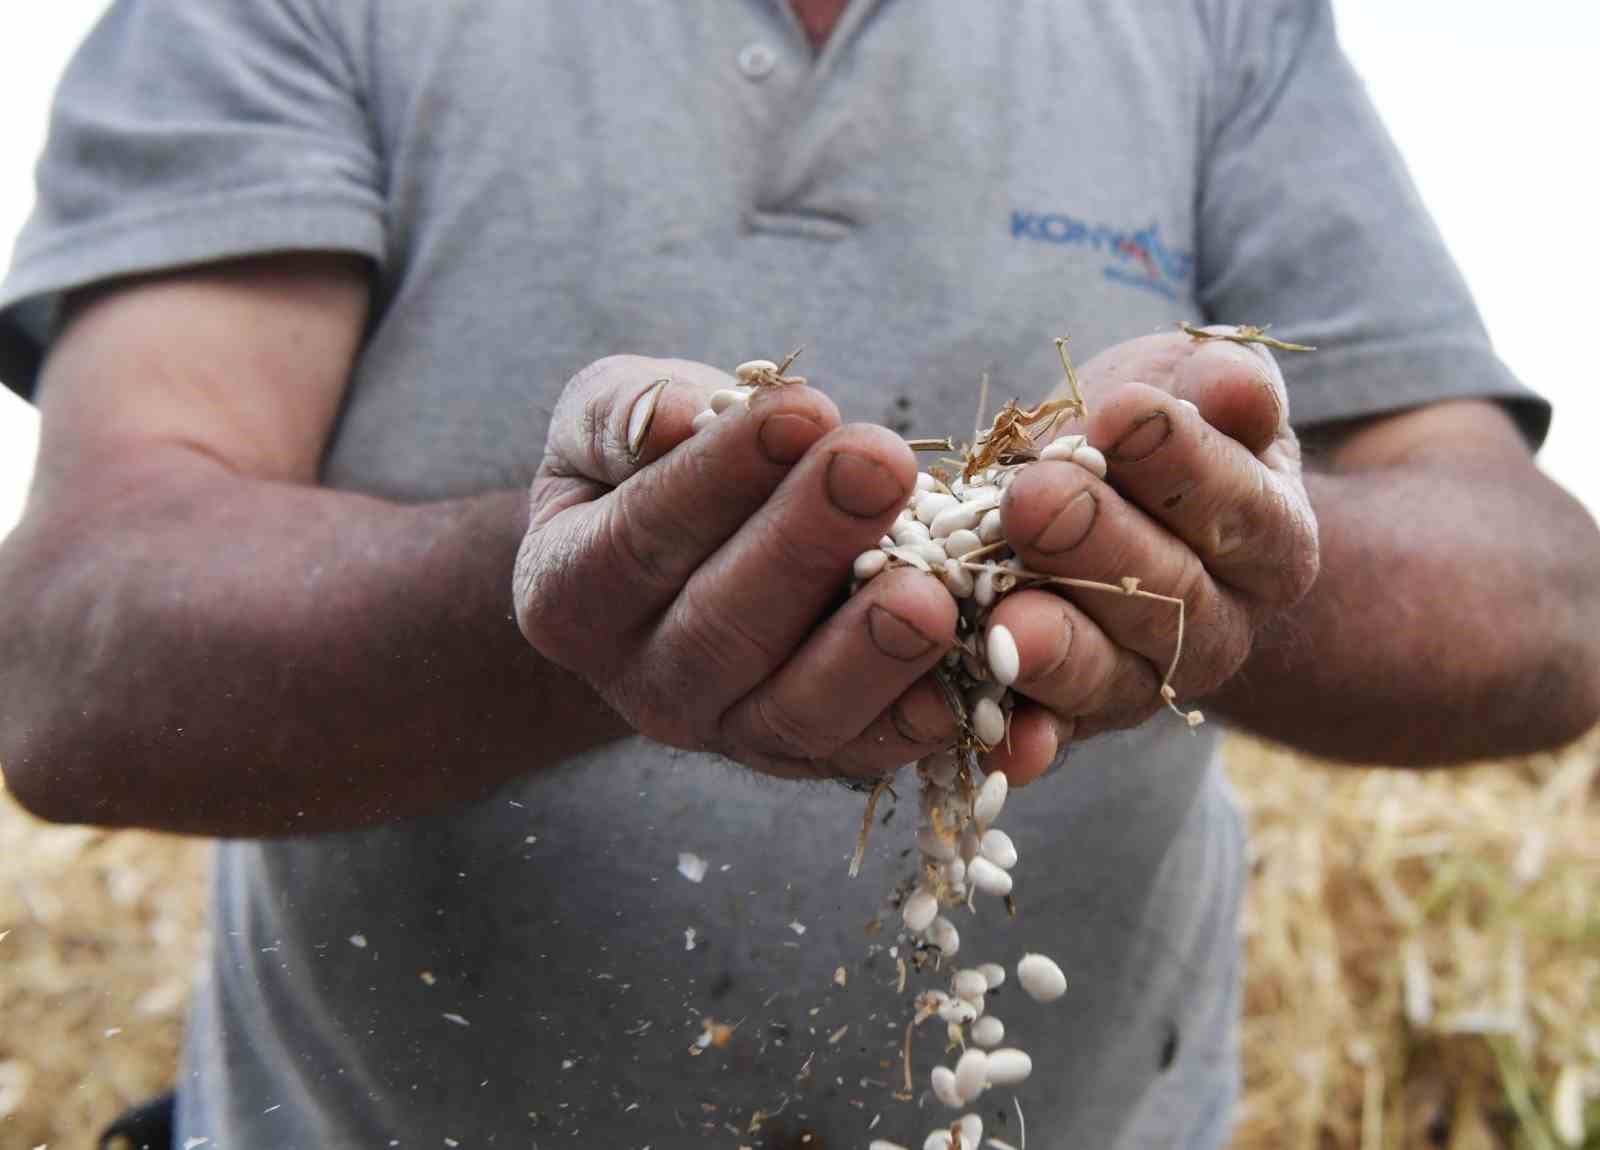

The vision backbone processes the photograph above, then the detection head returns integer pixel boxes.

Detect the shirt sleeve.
[0,0,384,400]
[1196,0,1550,447]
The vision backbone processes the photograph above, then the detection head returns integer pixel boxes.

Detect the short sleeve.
[0,0,385,400]
[1196,0,1550,447]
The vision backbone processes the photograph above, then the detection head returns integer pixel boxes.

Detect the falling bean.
[902,889,939,933]
[967,856,1013,897]
[970,1015,1005,1048]
[985,624,1020,686]
[974,771,1008,825]
[1017,953,1068,1002]
[985,1048,1034,1087]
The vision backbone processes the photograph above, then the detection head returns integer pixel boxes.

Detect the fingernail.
[1051,716,1074,761]
[1024,607,1074,683]
[867,604,937,661]
[1109,411,1171,462]
[1028,490,1096,554]
[625,378,668,459]
[890,696,945,744]
[757,412,824,465]
[827,451,907,518]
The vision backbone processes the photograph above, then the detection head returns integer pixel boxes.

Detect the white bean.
[912,540,950,566]
[853,549,889,580]
[734,359,778,381]
[973,568,996,608]
[929,502,983,539]
[691,408,716,432]
[922,1132,957,1150]
[941,559,975,599]
[977,962,1006,989]
[974,770,1008,825]
[958,1113,983,1147]
[884,546,932,573]
[960,485,1002,512]
[1038,434,1085,462]
[915,471,939,493]
[1017,953,1068,1002]
[952,969,988,1003]
[980,828,1018,870]
[954,1048,989,1103]
[708,387,750,413]
[916,493,959,526]
[971,697,1006,747]
[930,1065,964,1110]
[927,916,960,956]
[977,508,1005,544]
[944,857,966,893]
[892,519,932,547]
[937,996,978,1025]
[970,1015,1005,1048]
[967,856,1013,897]
[942,528,983,558]
[902,888,939,933]
[985,624,1020,686]
[985,1048,1033,1087]
[1072,443,1108,478]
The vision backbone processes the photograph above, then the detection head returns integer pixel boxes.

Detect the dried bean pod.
[916,827,957,862]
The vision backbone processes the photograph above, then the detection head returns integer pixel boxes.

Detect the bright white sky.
[1,2,1597,541]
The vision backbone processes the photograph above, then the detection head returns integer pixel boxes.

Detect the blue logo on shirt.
[1010,211,1193,300]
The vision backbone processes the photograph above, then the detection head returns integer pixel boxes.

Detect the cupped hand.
[985,328,1321,784]
[514,356,961,781]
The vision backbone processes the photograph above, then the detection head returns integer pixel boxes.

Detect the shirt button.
[737,42,778,81]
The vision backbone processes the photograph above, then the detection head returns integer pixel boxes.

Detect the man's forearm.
[1212,461,1600,764]
[0,463,627,836]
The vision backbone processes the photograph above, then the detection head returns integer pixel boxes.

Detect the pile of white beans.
[698,362,1111,1150]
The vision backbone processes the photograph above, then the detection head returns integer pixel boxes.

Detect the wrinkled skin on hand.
[984,327,1320,783]
[515,331,1319,787]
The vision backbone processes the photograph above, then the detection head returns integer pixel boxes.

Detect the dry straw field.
[1,732,1596,1149]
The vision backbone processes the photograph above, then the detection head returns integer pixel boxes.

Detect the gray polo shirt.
[0,2,1543,1147]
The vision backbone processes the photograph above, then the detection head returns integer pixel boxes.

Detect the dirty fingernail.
[827,451,907,518]
[625,378,668,459]
[757,412,824,465]
[868,604,937,661]
[1109,411,1171,463]
[1029,490,1096,554]
[890,695,948,744]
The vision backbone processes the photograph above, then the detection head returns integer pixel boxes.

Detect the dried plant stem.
[849,779,891,878]
[1179,321,1314,353]
[958,561,1201,726]
[905,437,957,453]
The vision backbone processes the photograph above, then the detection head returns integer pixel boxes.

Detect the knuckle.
[604,487,686,597]
[743,691,842,760]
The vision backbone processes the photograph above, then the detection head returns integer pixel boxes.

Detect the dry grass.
[0,734,1595,1148]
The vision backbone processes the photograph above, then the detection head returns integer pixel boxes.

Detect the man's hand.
[514,356,962,782]
[986,329,1321,782]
